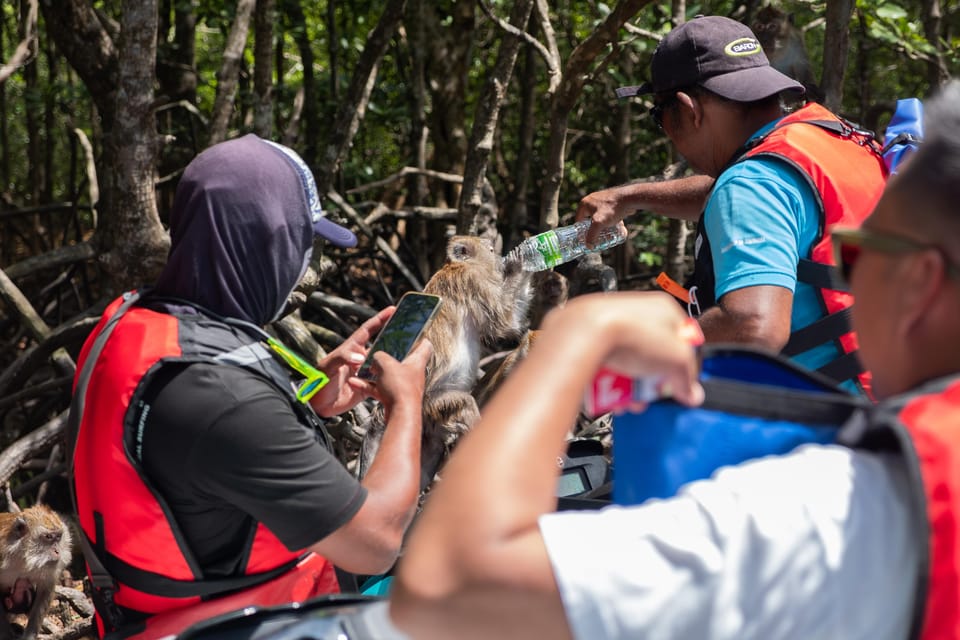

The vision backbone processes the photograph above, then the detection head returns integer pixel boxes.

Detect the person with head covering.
[391,80,960,640]
[70,134,430,639]
[577,16,887,395]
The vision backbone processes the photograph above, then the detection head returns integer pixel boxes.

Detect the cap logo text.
[724,38,762,56]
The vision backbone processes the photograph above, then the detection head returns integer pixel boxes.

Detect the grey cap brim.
[700,65,805,102]
[313,216,358,247]
[615,83,653,98]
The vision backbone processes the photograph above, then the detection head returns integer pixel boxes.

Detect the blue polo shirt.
[703,120,852,391]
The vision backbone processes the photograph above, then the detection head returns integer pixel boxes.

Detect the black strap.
[99,548,299,599]
[796,258,848,292]
[815,350,865,385]
[701,377,863,425]
[84,514,125,630]
[782,307,854,357]
[881,132,922,156]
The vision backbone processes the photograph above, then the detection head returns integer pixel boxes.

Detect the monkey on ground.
[360,235,532,491]
[0,505,72,640]
[752,5,824,104]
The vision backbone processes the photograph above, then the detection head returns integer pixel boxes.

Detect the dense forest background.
[0,0,957,549]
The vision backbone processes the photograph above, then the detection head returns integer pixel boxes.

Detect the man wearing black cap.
[69,134,430,638]
[577,15,887,394]
[393,79,960,640]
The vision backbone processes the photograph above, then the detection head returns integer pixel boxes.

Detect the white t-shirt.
[539,444,919,640]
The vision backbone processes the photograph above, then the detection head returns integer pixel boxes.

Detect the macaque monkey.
[360,235,532,490]
[475,329,540,408]
[752,5,824,103]
[527,270,569,331]
[568,252,618,298]
[477,253,619,408]
[0,505,72,640]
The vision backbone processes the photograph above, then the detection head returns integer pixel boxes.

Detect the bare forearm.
[360,401,422,532]
[578,174,714,226]
[697,287,793,351]
[392,294,702,639]
[627,174,714,221]
[391,315,601,639]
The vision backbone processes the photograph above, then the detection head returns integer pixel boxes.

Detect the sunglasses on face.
[650,94,680,130]
[831,227,960,285]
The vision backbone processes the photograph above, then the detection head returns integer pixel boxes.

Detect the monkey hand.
[3,578,34,614]
[309,306,398,417]
[351,339,433,421]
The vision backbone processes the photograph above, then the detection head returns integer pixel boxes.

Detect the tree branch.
[0,0,38,85]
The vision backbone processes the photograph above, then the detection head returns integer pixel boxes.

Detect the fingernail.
[349,353,365,364]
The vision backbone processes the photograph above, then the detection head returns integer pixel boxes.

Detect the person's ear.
[897,250,948,338]
[676,91,703,128]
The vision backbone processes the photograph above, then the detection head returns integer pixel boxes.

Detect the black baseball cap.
[616,15,804,102]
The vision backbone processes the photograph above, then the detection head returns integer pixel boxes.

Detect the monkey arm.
[307,340,432,576]
[575,174,715,244]
[390,292,702,640]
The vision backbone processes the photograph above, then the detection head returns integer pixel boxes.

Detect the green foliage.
[2,0,959,279]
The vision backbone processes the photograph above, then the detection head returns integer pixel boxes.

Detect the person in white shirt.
[389,80,960,640]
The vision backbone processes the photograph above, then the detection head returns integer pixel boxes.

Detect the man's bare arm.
[697,285,793,351]
[390,293,703,640]
[576,175,715,244]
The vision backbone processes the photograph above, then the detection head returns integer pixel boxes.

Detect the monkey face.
[28,527,66,568]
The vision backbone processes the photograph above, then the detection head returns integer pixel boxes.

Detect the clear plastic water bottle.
[507,220,628,272]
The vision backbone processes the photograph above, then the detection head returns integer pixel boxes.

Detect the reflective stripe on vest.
[72,293,338,628]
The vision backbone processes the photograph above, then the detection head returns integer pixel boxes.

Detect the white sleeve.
[539,444,919,640]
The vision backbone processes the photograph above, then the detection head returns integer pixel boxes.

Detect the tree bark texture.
[0,0,37,84]
[283,0,318,165]
[314,0,407,195]
[38,0,118,124]
[208,0,256,145]
[98,0,169,291]
[822,0,853,113]
[423,0,477,206]
[540,0,654,230]
[457,0,535,237]
[922,0,949,90]
[254,0,276,138]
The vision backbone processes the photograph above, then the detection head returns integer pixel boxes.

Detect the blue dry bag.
[882,98,924,175]
[612,346,869,505]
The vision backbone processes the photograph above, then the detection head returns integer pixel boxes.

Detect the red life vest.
[70,292,339,638]
[838,375,960,639]
[687,103,887,392]
[895,377,960,639]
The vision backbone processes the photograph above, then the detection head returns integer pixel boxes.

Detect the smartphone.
[356,292,442,381]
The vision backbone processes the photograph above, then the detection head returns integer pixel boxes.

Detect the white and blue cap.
[262,139,358,247]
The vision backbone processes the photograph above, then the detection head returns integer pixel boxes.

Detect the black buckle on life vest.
[90,575,125,632]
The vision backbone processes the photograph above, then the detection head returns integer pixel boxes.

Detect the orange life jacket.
[838,375,960,639]
[70,292,339,638]
[687,103,887,393]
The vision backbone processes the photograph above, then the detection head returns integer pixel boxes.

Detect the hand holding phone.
[356,292,442,381]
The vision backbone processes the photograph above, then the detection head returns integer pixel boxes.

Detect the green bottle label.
[533,230,563,268]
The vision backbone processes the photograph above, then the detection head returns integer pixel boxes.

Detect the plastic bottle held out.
[509,220,628,272]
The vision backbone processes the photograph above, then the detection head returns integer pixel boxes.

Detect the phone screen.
[356,292,442,380]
